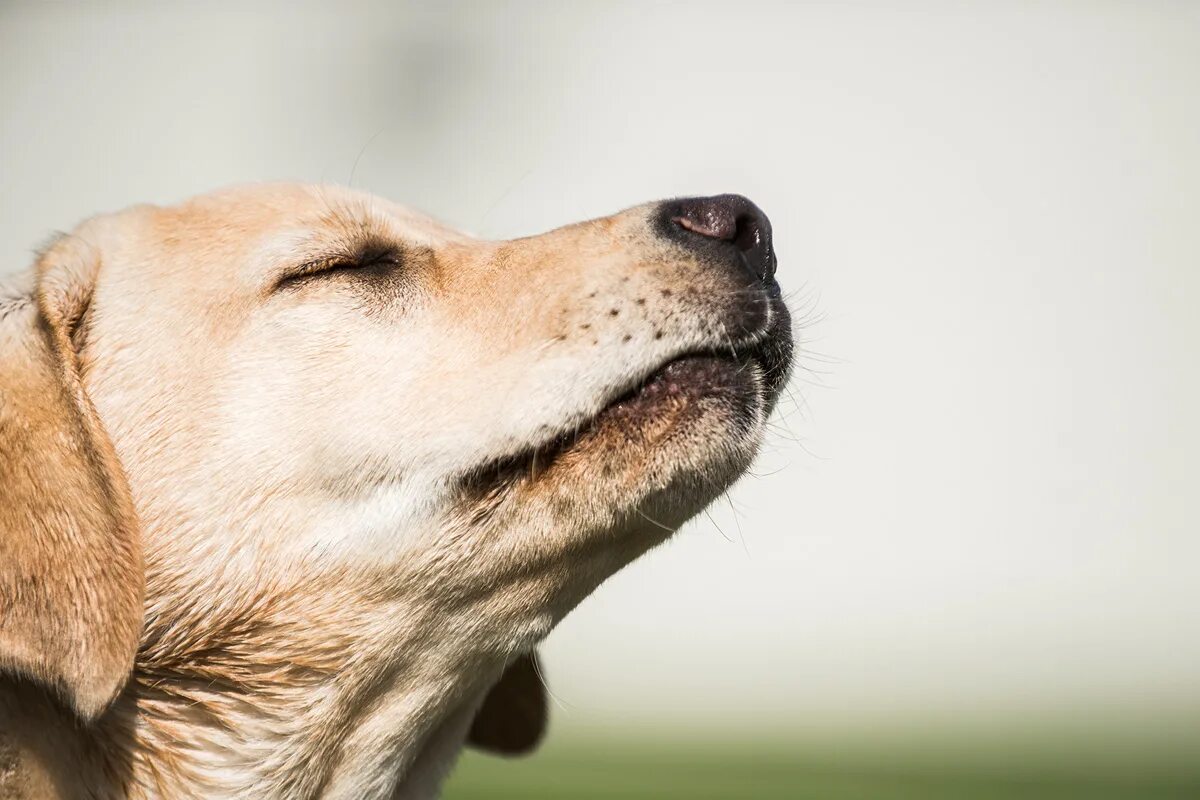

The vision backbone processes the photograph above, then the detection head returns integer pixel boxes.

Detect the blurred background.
[3,2,1198,797]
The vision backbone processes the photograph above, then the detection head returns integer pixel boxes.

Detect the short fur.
[0,185,791,799]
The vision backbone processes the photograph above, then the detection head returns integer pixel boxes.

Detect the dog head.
[1,184,791,763]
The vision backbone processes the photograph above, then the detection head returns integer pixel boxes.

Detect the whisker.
[704,508,735,543]
[723,491,751,557]
[347,127,387,188]
[746,464,789,478]
[529,653,577,712]
[636,509,676,533]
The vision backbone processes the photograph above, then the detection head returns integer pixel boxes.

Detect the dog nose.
[670,194,777,283]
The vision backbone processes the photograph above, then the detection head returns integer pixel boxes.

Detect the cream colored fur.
[0,184,790,799]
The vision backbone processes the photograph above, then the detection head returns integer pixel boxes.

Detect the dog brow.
[259,219,400,292]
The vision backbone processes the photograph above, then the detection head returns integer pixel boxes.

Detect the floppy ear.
[0,236,143,721]
[467,651,548,756]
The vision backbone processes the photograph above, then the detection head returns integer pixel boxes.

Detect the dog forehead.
[93,183,471,297]
[177,183,468,249]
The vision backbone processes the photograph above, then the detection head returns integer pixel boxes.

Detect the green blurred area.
[445,734,1200,800]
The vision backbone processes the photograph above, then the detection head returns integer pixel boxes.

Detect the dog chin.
[458,353,781,541]
[457,286,793,535]
[575,356,769,528]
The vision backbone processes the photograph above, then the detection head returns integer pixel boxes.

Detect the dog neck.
[88,574,509,799]
[67,454,589,797]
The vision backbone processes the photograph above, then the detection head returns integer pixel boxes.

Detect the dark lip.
[459,312,792,501]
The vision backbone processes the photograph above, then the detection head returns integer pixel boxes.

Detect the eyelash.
[279,251,400,289]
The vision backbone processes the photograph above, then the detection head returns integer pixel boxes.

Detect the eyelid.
[276,250,399,289]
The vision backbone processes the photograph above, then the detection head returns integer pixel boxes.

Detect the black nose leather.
[670,194,776,283]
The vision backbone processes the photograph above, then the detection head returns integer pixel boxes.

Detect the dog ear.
[0,234,143,721]
[467,651,548,756]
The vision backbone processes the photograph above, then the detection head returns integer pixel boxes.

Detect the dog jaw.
[60,183,793,798]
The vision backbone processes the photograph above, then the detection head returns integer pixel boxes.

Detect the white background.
[3,1,1197,742]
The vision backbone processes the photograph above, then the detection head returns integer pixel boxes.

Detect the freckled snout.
[664,194,777,285]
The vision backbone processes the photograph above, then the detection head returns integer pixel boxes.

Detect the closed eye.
[276,246,402,291]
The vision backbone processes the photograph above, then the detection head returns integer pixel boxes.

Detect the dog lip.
[563,323,778,438]
[457,324,787,502]
[595,349,760,425]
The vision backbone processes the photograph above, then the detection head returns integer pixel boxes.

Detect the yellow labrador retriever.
[0,184,792,799]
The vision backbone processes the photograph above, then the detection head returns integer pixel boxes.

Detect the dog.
[0,184,792,798]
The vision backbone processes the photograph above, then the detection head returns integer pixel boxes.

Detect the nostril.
[668,194,777,284]
[672,207,737,242]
